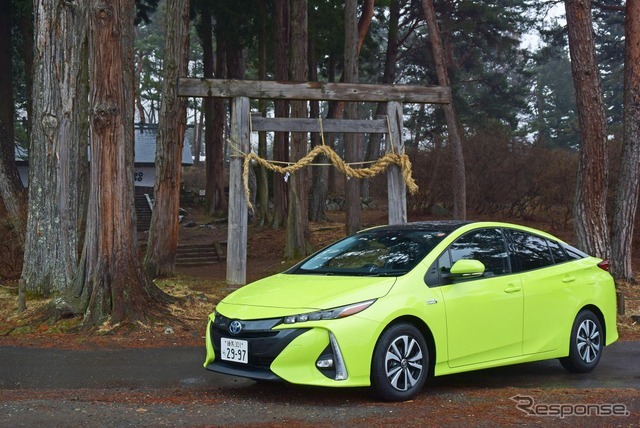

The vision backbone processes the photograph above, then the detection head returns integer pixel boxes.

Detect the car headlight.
[283,299,376,324]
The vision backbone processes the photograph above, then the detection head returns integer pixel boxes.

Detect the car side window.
[547,239,568,263]
[447,228,510,278]
[507,229,554,271]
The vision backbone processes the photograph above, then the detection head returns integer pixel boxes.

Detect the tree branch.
[592,1,626,11]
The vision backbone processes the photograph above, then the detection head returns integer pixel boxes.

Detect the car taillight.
[597,260,610,272]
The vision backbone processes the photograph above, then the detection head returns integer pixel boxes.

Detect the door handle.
[504,284,521,293]
[562,276,576,283]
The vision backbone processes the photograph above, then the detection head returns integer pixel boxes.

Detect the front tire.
[560,310,603,373]
[371,323,429,402]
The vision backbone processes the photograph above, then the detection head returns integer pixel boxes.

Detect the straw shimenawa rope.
[230,140,419,211]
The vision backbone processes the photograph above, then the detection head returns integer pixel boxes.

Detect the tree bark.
[611,0,640,279]
[271,0,290,229]
[144,0,190,279]
[71,0,169,328]
[565,0,610,257]
[20,0,89,296]
[285,0,313,259]
[421,0,466,220]
[344,0,361,235]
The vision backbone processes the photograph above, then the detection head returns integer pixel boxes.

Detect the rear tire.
[370,323,429,402]
[560,310,603,373]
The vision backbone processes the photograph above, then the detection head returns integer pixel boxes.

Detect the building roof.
[15,125,194,166]
[134,126,194,166]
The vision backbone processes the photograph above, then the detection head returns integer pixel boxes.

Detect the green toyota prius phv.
[204,221,618,401]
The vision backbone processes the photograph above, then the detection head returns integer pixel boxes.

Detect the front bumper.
[204,311,379,387]
[205,313,308,381]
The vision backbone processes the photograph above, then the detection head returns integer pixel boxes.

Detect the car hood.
[216,273,397,319]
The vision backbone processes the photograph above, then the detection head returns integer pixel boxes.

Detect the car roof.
[360,221,472,233]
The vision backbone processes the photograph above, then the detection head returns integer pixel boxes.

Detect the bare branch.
[592,1,626,11]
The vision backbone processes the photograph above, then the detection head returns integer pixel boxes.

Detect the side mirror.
[450,259,485,279]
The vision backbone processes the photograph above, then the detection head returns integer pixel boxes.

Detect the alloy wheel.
[576,319,601,364]
[384,335,424,391]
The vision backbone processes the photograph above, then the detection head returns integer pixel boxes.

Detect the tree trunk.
[209,27,227,214]
[272,0,290,229]
[362,0,399,201]
[257,0,272,226]
[71,0,169,328]
[611,0,640,279]
[344,0,361,235]
[144,0,190,279]
[0,120,26,241]
[20,0,89,296]
[0,1,14,148]
[192,105,200,166]
[0,3,26,240]
[421,0,466,220]
[357,0,375,53]
[565,0,610,257]
[308,35,328,222]
[135,50,147,124]
[285,0,313,259]
[18,4,35,139]
[202,4,226,215]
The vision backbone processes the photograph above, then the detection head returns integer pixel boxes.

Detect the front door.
[438,228,524,368]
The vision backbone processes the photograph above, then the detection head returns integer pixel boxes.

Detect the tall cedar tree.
[612,0,640,279]
[285,0,313,258]
[20,0,89,296]
[272,0,290,229]
[361,0,399,202]
[344,0,361,235]
[72,0,171,328]
[257,0,272,225]
[565,0,610,258]
[199,3,227,215]
[144,0,190,278]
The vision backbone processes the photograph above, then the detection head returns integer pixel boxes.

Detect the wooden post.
[387,101,407,225]
[616,291,625,315]
[227,96,250,286]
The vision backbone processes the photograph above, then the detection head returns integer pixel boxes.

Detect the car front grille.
[211,312,308,370]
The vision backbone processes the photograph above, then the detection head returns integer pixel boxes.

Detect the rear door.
[506,229,580,354]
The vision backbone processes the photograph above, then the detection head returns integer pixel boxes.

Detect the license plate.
[220,338,249,364]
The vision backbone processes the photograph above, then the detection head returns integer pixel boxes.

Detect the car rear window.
[507,229,555,271]
[562,243,588,260]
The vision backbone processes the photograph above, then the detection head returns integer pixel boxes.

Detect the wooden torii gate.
[177,79,451,286]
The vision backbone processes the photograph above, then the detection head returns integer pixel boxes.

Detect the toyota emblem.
[229,320,243,335]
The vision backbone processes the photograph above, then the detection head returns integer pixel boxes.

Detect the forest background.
[0,0,638,333]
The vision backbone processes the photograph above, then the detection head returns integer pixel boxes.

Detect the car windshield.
[291,229,450,276]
